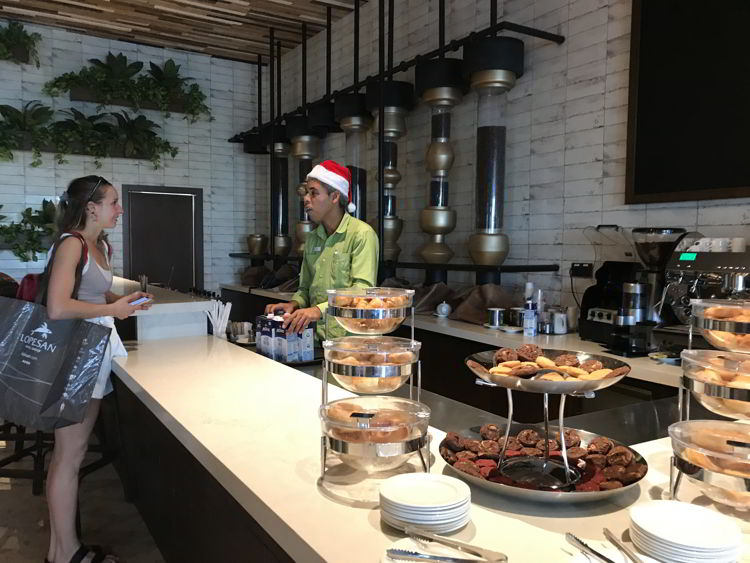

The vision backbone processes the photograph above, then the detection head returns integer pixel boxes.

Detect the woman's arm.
[46,238,147,320]
[105,291,123,304]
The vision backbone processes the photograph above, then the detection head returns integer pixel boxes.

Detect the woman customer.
[41,175,151,563]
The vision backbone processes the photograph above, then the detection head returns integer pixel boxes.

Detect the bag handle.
[36,232,88,306]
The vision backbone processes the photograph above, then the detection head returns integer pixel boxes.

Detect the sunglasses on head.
[86,176,104,201]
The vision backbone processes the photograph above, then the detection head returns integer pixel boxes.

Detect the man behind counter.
[265,160,379,340]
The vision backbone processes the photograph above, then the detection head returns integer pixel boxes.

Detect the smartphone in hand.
[129,296,153,306]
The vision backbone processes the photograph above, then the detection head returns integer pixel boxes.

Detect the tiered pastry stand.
[464,350,631,491]
[670,299,750,509]
[319,288,431,502]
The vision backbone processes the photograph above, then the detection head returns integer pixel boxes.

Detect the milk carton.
[272,316,300,363]
[298,321,316,362]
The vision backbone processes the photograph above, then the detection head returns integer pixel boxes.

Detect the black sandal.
[51,544,116,563]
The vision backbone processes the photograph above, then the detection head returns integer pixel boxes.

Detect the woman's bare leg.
[46,399,101,563]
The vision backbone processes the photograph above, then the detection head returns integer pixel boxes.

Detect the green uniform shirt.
[291,213,379,341]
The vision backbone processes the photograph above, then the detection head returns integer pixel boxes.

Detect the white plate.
[380,474,470,509]
[432,312,450,318]
[631,531,738,563]
[381,505,470,522]
[380,496,470,512]
[630,525,740,558]
[629,501,742,551]
[381,512,470,535]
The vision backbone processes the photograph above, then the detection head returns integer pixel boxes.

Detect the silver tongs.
[404,527,508,562]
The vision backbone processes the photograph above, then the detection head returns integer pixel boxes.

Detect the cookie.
[494,347,518,364]
[587,437,614,455]
[467,359,489,374]
[578,368,612,380]
[554,354,580,367]
[479,440,501,455]
[608,366,631,378]
[509,365,538,378]
[520,447,543,457]
[442,432,463,452]
[480,423,502,441]
[516,344,543,362]
[602,464,626,480]
[585,453,608,469]
[517,429,541,446]
[535,439,559,451]
[566,447,588,461]
[580,359,604,373]
[539,372,565,381]
[461,438,481,453]
[439,446,457,464]
[607,446,634,466]
[599,480,624,490]
[455,450,477,461]
[535,356,557,368]
[498,436,522,451]
[556,429,581,448]
[453,460,482,478]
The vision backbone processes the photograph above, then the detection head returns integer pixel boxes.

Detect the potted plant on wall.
[109,110,178,168]
[0,21,42,67]
[0,199,57,262]
[51,108,115,167]
[0,101,54,167]
[143,59,211,122]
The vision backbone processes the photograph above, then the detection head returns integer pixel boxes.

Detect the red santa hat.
[306,160,356,214]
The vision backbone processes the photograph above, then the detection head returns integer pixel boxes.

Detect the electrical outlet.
[571,262,594,278]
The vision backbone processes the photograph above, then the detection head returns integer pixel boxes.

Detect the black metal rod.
[276,40,281,121]
[388,262,560,273]
[491,0,497,26]
[353,0,360,87]
[387,0,394,80]
[269,28,276,249]
[326,7,332,96]
[257,54,262,126]
[378,0,385,259]
[302,22,307,108]
[439,0,445,58]
[235,20,564,136]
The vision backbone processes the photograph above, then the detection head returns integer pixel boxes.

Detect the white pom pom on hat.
[306,159,356,213]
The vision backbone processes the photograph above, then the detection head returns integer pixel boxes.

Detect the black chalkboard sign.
[625,0,750,203]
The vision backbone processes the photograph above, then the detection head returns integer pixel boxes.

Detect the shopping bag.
[0,296,111,431]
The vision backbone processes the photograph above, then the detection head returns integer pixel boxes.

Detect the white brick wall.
[277,0,750,306]
[0,22,267,291]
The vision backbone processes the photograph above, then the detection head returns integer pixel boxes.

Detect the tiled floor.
[0,441,164,563]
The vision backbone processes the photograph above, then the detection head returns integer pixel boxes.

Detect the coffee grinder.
[630,227,688,325]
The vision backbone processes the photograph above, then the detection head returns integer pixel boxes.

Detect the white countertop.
[112,276,212,316]
[112,336,749,562]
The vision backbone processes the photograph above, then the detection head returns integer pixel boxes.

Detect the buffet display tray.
[444,428,647,505]
[465,349,631,395]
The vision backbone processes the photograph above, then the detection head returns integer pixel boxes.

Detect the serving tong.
[404,527,508,562]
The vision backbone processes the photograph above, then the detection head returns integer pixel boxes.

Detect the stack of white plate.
[629,501,742,563]
[379,473,471,534]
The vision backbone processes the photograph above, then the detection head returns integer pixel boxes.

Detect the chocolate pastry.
[517,429,541,446]
[599,480,624,490]
[480,423,502,441]
[587,437,614,455]
[461,438,481,453]
[520,447,543,457]
[478,465,494,478]
[607,446,634,466]
[585,454,608,469]
[580,359,604,373]
[608,366,631,378]
[494,348,518,364]
[479,440,501,455]
[621,463,648,484]
[556,429,581,448]
[510,365,538,378]
[601,465,626,480]
[442,432,463,452]
[467,359,490,374]
[566,447,588,461]
[498,436,522,451]
[535,439,559,452]
[453,460,483,478]
[516,344,543,362]
[440,446,457,464]
[554,354,580,367]
[455,450,478,461]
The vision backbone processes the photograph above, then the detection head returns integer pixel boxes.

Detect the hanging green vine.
[43,52,211,122]
[0,21,42,67]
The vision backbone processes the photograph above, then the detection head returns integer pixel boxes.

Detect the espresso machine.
[579,228,692,355]
[652,248,750,352]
